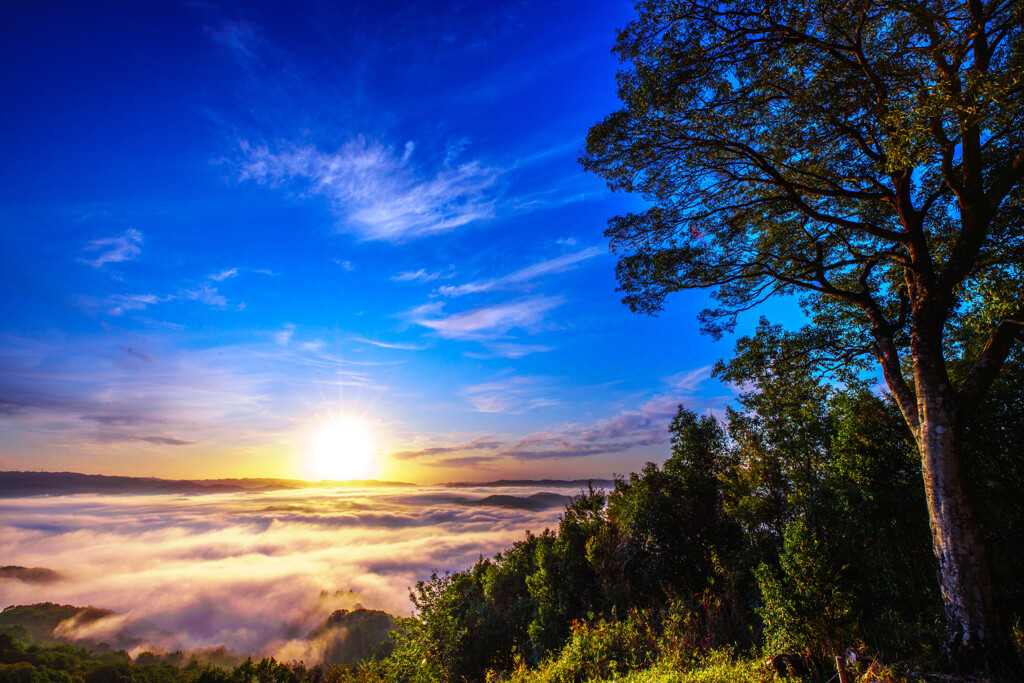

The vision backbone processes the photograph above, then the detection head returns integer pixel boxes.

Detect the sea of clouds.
[0,485,579,660]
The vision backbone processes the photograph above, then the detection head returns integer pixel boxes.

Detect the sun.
[309,417,376,481]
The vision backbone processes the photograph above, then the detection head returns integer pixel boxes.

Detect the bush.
[619,650,782,683]
[755,520,857,658]
[506,613,658,683]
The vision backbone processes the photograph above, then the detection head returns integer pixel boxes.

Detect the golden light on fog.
[309,417,376,480]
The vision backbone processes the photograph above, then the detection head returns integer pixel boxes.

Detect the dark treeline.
[0,634,378,683]
[376,339,1024,682]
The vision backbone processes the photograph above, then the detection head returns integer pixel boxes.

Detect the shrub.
[507,613,658,683]
[755,520,857,658]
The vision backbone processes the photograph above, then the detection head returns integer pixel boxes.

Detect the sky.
[0,0,766,483]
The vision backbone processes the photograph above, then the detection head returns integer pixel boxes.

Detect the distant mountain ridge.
[0,471,414,498]
[0,470,613,498]
[459,492,574,511]
[444,478,616,489]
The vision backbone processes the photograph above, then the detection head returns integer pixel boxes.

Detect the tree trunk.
[915,363,1020,676]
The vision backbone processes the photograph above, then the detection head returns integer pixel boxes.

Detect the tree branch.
[960,309,1024,407]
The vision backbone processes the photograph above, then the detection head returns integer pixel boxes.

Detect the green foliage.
[510,614,659,683]
[615,650,782,683]
[755,520,857,657]
[716,328,943,659]
[0,606,113,649]
[0,635,396,683]
[383,407,756,682]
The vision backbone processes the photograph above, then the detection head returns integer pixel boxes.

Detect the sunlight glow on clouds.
[237,137,500,242]
[393,366,718,466]
[0,334,383,475]
[0,487,573,658]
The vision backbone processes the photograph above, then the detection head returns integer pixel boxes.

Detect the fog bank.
[0,485,578,658]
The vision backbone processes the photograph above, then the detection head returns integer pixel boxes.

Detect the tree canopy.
[582,0,1022,387]
[582,0,1023,673]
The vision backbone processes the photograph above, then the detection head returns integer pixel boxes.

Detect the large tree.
[581,0,1023,673]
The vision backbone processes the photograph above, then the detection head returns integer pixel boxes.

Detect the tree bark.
[913,339,1020,675]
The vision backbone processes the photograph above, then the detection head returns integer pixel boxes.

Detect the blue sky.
[0,0,767,483]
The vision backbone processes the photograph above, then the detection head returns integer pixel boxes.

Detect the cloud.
[80,229,143,268]
[107,294,162,316]
[465,342,554,359]
[333,259,355,271]
[93,433,198,446]
[391,269,448,283]
[134,435,197,446]
[273,324,296,347]
[0,486,576,657]
[209,268,239,281]
[666,366,714,394]
[237,137,500,242]
[407,296,564,341]
[395,367,718,463]
[350,337,428,351]
[438,247,601,297]
[0,333,319,456]
[182,284,227,308]
[462,375,557,413]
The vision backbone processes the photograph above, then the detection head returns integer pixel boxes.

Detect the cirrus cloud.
[237,138,500,242]
[406,296,564,341]
[80,229,143,269]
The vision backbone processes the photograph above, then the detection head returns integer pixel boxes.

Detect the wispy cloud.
[273,324,296,347]
[0,335,283,453]
[351,337,428,351]
[209,268,239,281]
[237,138,500,242]
[462,375,557,413]
[0,331,386,465]
[182,284,227,308]
[406,296,564,341]
[80,229,143,268]
[466,342,554,359]
[86,282,230,319]
[107,294,163,316]
[99,434,198,446]
[391,269,449,283]
[438,247,601,297]
[666,366,714,394]
[395,368,719,463]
